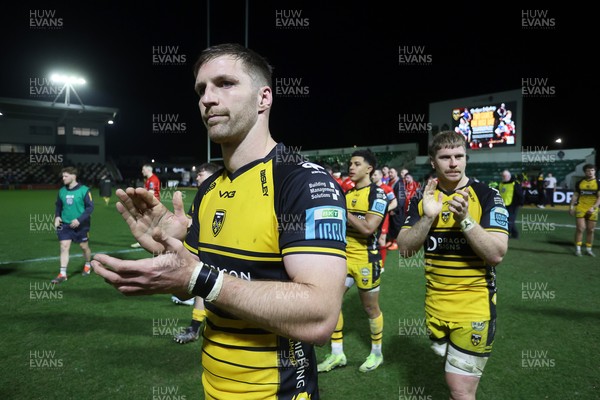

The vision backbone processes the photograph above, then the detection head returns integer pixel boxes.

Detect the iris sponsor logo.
[305,206,346,242]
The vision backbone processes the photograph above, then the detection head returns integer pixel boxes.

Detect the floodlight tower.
[50,73,86,110]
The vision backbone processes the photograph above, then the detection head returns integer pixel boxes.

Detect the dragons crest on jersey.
[441,211,451,223]
[212,209,226,237]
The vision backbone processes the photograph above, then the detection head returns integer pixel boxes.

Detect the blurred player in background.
[398,131,508,400]
[318,150,388,373]
[499,170,523,239]
[98,173,115,206]
[51,167,94,283]
[388,167,409,251]
[543,172,557,207]
[143,164,161,200]
[173,162,221,344]
[132,164,161,248]
[371,168,397,270]
[569,164,600,257]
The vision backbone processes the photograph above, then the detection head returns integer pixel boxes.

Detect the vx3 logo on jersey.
[219,190,236,198]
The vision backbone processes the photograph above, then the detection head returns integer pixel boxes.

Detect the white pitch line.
[0,248,145,265]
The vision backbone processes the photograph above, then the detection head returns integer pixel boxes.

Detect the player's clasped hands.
[448,188,470,222]
[92,229,195,298]
[420,179,471,223]
[115,187,189,253]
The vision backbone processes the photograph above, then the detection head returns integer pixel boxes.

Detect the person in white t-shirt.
[544,173,558,207]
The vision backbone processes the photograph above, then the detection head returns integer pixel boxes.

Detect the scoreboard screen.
[451,101,517,150]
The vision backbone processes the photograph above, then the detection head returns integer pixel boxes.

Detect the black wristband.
[191,264,219,298]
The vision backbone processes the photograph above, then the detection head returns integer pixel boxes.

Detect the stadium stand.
[0,152,111,187]
[301,144,418,175]
[407,159,585,187]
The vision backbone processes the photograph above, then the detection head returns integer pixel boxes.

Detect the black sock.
[190,320,202,331]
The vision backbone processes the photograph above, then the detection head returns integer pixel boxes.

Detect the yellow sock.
[330,312,344,354]
[332,312,344,343]
[369,313,384,351]
[192,307,206,322]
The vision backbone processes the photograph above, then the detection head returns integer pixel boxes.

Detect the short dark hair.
[197,162,220,175]
[61,166,77,176]
[193,43,273,88]
[351,149,377,177]
[583,163,596,171]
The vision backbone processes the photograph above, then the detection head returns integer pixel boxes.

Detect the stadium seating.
[0,153,110,186]
[407,160,584,186]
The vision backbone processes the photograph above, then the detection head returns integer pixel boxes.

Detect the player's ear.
[258,86,272,113]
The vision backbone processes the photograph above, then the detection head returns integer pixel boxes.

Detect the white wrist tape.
[187,262,204,294]
[205,270,224,303]
[460,215,476,232]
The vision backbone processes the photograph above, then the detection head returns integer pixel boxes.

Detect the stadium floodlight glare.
[108,120,114,125]
[50,72,86,109]
[555,138,562,143]
[51,74,86,85]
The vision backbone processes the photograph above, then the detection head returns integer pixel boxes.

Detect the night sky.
[0,2,596,162]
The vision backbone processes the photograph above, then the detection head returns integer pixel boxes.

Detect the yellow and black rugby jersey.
[345,183,388,265]
[184,143,347,400]
[402,179,509,322]
[574,177,600,208]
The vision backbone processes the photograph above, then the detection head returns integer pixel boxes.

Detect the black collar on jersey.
[224,143,281,182]
[437,177,474,196]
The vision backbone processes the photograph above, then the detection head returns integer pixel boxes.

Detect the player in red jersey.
[142,164,161,201]
[132,164,162,248]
